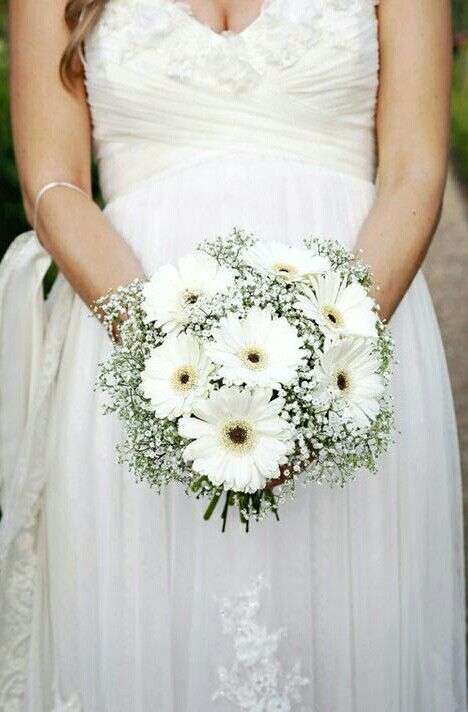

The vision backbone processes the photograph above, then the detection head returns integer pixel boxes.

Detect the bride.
[1,0,466,709]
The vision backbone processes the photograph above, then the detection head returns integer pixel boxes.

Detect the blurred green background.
[0,0,467,258]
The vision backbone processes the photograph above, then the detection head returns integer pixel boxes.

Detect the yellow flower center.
[240,346,268,371]
[221,419,256,454]
[180,288,202,307]
[335,369,351,393]
[171,365,198,392]
[272,262,298,277]
[322,305,343,328]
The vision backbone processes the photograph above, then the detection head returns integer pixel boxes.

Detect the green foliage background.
[0,5,27,256]
[0,0,467,261]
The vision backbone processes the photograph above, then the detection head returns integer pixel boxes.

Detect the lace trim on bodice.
[86,0,379,92]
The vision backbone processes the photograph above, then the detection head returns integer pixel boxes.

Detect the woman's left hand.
[266,456,314,489]
[265,465,292,490]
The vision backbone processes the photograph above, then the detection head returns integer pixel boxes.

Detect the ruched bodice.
[84,0,379,202]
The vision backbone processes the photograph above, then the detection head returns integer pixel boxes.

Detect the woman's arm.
[356,0,452,322]
[9,0,145,307]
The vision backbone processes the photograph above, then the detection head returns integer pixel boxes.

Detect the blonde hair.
[60,0,108,87]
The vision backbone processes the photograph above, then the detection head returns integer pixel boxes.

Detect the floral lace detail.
[0,518,37,712]
[86,0,379,92]
[0,235,75,712]
[51,683,83,711]
[213,576,310,710]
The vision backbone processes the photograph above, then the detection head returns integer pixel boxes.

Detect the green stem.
[252,490,262,520]
[203,490,222,520]
[191,476,207,494]
[238,494,248,528]
[244,496,251,533]
[221,490,232,533]
[264,488,280,522]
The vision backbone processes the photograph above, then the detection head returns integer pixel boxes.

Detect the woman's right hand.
[10,0,146,309]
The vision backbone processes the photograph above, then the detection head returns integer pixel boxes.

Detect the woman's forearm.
[360,0,452,324]
[355,171,446,322]
[35,186,146,306]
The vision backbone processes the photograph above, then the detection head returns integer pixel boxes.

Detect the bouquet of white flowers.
[96,229,394,531]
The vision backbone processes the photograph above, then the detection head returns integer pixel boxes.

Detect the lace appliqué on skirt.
[213,576,310,710]
[51,683,82,712]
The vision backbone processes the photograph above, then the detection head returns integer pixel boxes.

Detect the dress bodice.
[84,0,380,202]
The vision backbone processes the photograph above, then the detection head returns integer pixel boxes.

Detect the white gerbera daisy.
[141,252,234,333]
[140,333,214,419]
[296,271,378,338]
[314,338,385,426]
[206,307,305,388]
[243,240,330,281]
[178,386,293,492]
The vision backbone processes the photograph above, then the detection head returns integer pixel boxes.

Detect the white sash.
[0,232,74,711]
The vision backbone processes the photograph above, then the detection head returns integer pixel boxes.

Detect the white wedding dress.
[0,0,466,710]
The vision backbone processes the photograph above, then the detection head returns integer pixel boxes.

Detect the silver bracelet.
[33,181,89,233]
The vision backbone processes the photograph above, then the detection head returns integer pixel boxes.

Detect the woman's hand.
[95,307,128,343]
[266,454,315,490]
[266,465,292,490]
[110,312,128,343]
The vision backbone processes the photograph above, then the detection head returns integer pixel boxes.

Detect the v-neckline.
[169,0,271,40]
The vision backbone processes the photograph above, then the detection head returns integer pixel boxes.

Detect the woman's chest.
[177,0,267,35]
[84,0,379,96]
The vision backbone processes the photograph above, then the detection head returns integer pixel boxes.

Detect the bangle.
[33,181,89,233]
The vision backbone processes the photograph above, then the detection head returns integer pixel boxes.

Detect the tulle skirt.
[15,154,467,710]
